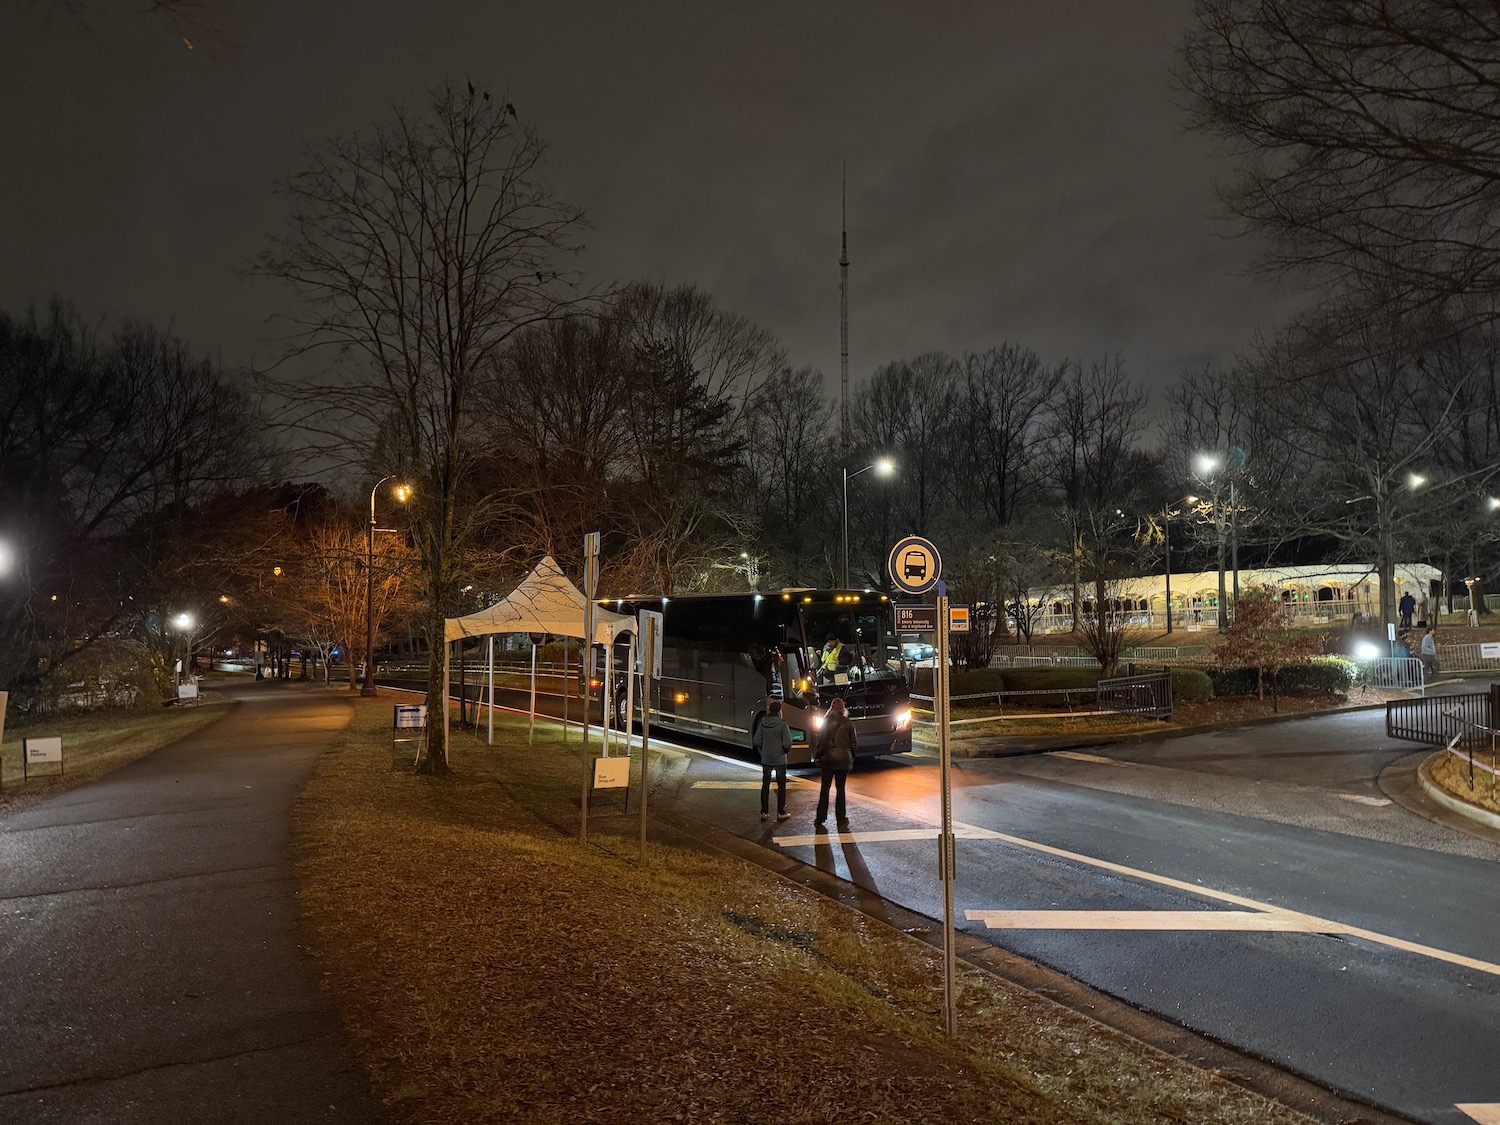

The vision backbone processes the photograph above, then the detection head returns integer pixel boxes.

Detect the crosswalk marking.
[966,909,1346,932]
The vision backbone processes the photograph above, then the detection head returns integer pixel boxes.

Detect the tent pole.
[603,642,613,756]
[487,635,494,745]
[442,639,450,766]
[529,640,537,746]
[625,636,636,750]
[561,638,569,742]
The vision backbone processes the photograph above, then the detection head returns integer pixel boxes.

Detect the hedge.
[1171,668,1214,704]
[1209,657,1356,697]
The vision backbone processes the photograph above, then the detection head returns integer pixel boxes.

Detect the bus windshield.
[802,606,900,683]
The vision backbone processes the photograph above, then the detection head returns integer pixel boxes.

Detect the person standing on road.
[754,699,792,822]
[1399,591,1416,631]
[814,697,857,829]
[1420,628,1440,676]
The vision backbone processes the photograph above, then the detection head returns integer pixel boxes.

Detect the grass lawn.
[0,695,230,808]
[293,696,1310,1125]
[1430,747,1500,814]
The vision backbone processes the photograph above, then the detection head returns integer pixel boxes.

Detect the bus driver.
[819,634,845,680]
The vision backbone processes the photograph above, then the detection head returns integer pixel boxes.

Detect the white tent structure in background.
[438,556,632,759]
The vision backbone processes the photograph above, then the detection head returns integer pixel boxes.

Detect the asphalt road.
[656,702,1500,1125]
[0,685,381,1125]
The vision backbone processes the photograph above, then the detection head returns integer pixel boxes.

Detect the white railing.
[1365,657,1426,693]
[1436,644,1500,674]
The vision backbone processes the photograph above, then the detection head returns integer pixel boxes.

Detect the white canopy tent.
[438,556,633,758]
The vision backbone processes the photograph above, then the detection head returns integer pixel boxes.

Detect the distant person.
[1399,591,1416,630]
[1418,595,1430,628]
[1420,628,1440,676]
[813,697,857,829]
[753,699,792,823]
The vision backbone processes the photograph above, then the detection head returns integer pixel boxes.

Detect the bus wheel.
[614,691,630,729]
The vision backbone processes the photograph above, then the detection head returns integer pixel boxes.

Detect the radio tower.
[839,166,850,464]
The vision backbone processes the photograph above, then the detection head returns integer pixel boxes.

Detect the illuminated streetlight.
[0,540,13,577]
[841,458,896,588]
[364,477,411,697]
[173,612,196,685]
[1408,472,1428,489]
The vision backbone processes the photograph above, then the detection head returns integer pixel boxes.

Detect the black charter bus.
[607,589,914,764]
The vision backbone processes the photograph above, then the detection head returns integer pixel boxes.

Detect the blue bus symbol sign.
[887,536,941,595]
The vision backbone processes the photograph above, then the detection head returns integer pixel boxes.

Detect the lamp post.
[1195,455,1230,633]
[363,477,411,697]
[173,611,195,686]
[841,458,895,588]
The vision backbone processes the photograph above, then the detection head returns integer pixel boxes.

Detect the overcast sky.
[3,1,1305,402]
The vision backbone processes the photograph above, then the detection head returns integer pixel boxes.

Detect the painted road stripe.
[1458,1106,1500,1124]
[1335,793,1392,807]
[967,910,1348,932]
[1046,750,1125,766]
[777,825,1003,847]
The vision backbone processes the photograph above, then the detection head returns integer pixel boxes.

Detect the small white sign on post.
[23,736,63,781]
[1481,642,1500,660]
[593,756,630,789]
[393,705,428,729]
[177,683,199,702]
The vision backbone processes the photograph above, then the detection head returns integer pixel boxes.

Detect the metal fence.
[1386,690,1494,748]
[1096,668,1173,721]
[1434,643,1500,674]
[1363,657,1426,693]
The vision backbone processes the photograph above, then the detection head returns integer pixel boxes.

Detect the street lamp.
[173,612,196,686]
[0,540,13,577]
[842,458,895,588]
[1194,455,1237,633]
[1162,497,1198,635]
[363,477,411,697]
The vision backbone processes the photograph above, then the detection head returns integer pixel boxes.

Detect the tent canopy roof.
[444,556,630,643]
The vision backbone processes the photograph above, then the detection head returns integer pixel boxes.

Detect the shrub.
[1210,657,1355,697]
[1000,668,1101,692]
[911,668,1007,697]
[1171,668,1214,703]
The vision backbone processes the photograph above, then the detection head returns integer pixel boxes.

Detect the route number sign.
[894,604,938,633]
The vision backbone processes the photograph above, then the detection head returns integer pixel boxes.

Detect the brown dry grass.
[0,696,229,809]
[1431,748,1500,814]
[293,699,1311,1125]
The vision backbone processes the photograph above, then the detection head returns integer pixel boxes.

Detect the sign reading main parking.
[888,536,942,596]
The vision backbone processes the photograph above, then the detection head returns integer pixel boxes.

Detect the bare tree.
[258,82,589,771]
[1181,0,1500,324]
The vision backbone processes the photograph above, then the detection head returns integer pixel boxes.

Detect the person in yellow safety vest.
[820,634,844,676]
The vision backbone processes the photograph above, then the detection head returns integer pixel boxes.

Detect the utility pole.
[839,165,850,467]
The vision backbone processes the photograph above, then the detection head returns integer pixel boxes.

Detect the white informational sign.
[638,610,664,677]
[593,756,630,789]
[25,737,62,764]
[1387,622,1397,641]
[1481,643,1500,660]
[177,683,199,700]
[393,704,428,730]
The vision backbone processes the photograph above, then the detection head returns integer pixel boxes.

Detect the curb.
[1416,752,1500,833]
[954,699,1392,759]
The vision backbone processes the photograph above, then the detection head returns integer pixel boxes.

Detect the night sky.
[4,1,1306,400]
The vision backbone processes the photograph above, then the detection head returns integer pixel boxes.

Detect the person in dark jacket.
[753,699,793,821]
[813,696,857,828]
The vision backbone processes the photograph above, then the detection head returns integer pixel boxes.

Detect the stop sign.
[529,633,545,645]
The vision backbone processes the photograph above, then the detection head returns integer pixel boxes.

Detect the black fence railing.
[1097,668,1173,721]
[1386,689,1496,748]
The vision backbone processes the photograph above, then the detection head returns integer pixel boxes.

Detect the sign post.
[888,534,955,1036]
[581,531,601,843]
[638,610,661,863]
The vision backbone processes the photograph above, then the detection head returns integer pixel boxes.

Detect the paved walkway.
[0,684,382,1124]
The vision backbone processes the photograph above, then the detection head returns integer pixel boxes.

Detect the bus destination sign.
[894,604,938,634]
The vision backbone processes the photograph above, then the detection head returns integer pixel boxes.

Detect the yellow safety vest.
[821,642,843,672]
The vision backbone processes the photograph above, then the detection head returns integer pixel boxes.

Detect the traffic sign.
[894,604,938,633]
[888,535,942,596]
[949,605,970,633]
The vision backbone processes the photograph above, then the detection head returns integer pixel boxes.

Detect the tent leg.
[487,635,494,745]
[625,637,636,749]
[442,640,450,766]
[529,642,537,746]
[604,644,614,756]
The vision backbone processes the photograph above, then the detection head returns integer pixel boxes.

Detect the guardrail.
[1097,668,1173,720]
[1386,690,1493,748]
[1440,713,1500,799]
[910,685,1099,719]
[1362,657,1426,693]
[1435,643,1500,674]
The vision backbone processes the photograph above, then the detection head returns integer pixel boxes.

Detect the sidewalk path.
[0,684,381,1124]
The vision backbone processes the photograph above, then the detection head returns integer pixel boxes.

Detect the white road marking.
[1046,750,1125,766]
[1335,793,1392,807]
[967,909,1349,932]
[1457,1105,1500,1124]
[777,825,1003,847]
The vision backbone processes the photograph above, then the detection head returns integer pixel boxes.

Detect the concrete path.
[0,684,382,1124]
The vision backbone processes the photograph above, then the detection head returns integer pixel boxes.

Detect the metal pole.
[529,641,537,746]
[639,615,656,863]
[841,466,850,588]
[937,589,957,1037]
[1164,512,1173,634]
[486,635,494,745]
[1216,483,1228,634]
[562,638,569,741]
[1229,478,1240,612]
[603,643,614,757]
[625,635,636,750]
[362,478,384,698]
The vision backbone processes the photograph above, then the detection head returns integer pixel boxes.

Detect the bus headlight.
[894,709,911,729]
[811,714,825,730]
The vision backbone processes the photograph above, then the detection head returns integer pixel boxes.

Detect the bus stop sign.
[888,536,942,596]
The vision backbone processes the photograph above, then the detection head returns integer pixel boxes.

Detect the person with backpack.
[814,696,857,829]
[753,699,793,822]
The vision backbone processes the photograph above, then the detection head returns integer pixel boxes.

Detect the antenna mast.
[839,165,850,464]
